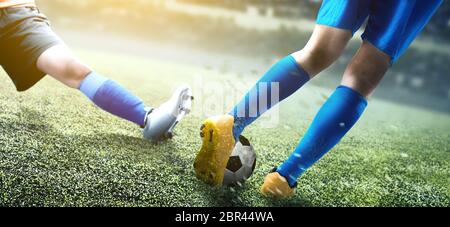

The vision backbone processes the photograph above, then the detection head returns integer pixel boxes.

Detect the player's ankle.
[228,114,244,142]
[275,167,298,188]
[141,107,154,128]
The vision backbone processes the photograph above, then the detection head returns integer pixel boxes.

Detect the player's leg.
[230,25,352,140]
[1,5,150,128]
[341,41,390,97]
[1,5,192,141]
[291,25,353,77]
[262,0,444,198]
[230,0,372,141]
[37,44,149,127]
[194,25,352,186]
[35,44,90,88]
[194,0,368,186]
[37,44,193,141]
[263,41,389,197]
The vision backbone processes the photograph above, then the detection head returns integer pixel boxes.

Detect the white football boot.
[143,84,193,141]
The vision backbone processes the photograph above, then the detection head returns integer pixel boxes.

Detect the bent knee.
[292,25,351,76]
[305,47,340,69]
[342,46,391,97]
[37,45,91,89]
[293,46,342,76]
[59,59,91,88]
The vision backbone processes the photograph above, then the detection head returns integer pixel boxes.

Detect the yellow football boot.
[194,115,235,186]
[260,168,296,198]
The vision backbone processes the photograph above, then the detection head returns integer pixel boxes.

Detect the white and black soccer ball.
[223,135,256,186]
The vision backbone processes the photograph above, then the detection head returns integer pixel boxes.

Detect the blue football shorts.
[316,0,443,64]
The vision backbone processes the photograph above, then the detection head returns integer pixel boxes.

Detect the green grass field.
[0,49,449,207]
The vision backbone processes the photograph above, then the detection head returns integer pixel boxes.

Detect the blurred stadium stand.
[180,0,450,40]
[179,0,450,102]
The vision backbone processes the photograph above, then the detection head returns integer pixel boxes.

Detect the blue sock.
[229,55,310,140]
[79,72,148,126]
[277,86,368,187]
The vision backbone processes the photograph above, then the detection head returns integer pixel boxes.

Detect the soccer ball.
[222,135,256,186]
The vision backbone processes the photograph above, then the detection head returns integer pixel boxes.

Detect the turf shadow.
[264,195,313,207]
[199,184,254,207]
[2,107,313,207]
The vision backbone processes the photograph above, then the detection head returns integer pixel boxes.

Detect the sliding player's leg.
[37,44,193,141]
